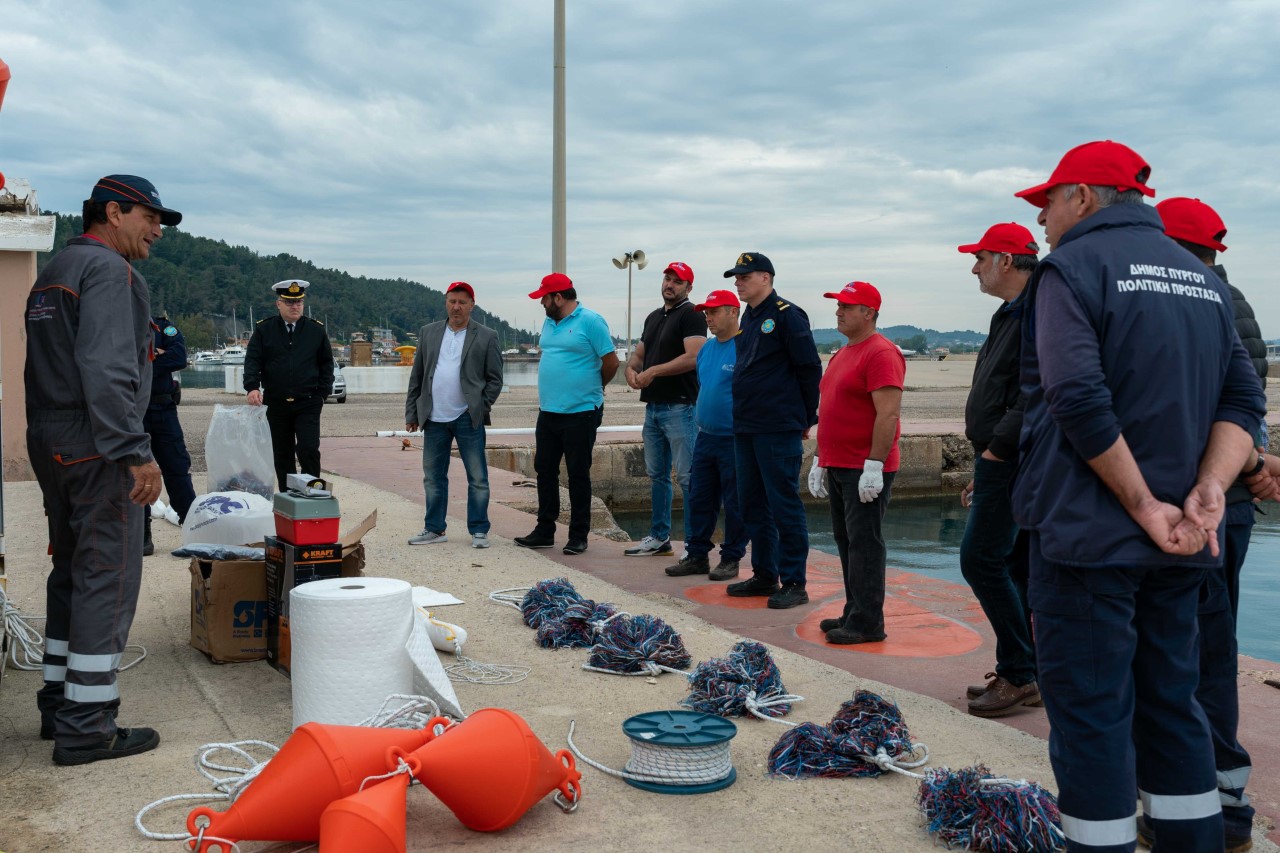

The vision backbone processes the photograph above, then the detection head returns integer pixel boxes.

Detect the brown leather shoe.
[966,671,999,699]
[967,677,1042,717]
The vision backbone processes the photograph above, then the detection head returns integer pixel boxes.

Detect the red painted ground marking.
[796,596,983,658]
[683,580,844,609]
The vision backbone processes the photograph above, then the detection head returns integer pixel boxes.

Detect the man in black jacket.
[1143,196,1266,852]
[955,223,1041,717]
[244,280,335,490]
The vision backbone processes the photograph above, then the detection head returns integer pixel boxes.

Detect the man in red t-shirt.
[809,281,905,644]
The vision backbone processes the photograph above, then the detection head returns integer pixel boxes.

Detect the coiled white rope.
[445,644,531,685]
[744,690,807,726]
[487,587,527,610]
[566,720,735,787]
[356,694,451,729]
[865,743,932,778]
[1,586,147,672]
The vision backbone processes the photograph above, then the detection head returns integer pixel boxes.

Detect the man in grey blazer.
[405,281,504,547]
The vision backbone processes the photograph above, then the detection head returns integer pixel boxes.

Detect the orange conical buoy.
[409,707,582,832]
[318,750,417,853]
[186,721,446,852]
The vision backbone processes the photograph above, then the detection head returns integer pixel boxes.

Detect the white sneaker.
[408,530,448,545]
[471,533,490,549]
[624,536,673,557]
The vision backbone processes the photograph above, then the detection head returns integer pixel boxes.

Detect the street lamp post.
[612,250,647,359]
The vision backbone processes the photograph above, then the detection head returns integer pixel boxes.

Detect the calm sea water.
[615,496,1280,663]
[182,360,545,389]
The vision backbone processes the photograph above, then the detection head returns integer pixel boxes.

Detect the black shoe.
[53,726,160,766]
[665,555,711,577]
[819,618,842,633]
[708,558,740,581]
[515,531,555,549]
[143,516,154,557]
[726,575,780,597]
[1136,814,1252,853]
[563,539,588,555]
[825,627,886,645]
[767,583,809,609]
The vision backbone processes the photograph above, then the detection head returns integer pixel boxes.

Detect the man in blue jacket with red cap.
[1014,141,1265,853]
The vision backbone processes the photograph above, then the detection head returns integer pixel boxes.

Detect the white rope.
[744,690,807,726]
[445,644,530,685]
[863,743,932,778]
[358,757,417,793]
[356,694,452,729]
[566,720,735,787]
[487,587,528,610]
[580,660,690,677]
[1,586,146,672]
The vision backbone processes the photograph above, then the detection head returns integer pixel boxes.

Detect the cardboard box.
[265,511,375,676]
[189,510,375,664]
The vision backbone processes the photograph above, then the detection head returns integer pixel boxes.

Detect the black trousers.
[266,396,323,490]
[533,407,602,541]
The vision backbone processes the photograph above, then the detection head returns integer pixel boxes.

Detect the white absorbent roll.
[290,577,414,729]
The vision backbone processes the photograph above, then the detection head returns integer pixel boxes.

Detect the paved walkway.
[324,434,1280,844]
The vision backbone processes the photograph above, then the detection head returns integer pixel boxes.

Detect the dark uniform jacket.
[1014,204,1265,568]
[150,316,187,409]
[243,314,335,403]
[732,290,822,434]
[1218,268,1268,507]
[964,294,1025,460]
[25,235,154,465]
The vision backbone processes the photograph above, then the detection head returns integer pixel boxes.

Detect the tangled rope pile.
[583,614,692,675]
[683,640,801,723]
[767,690,928,779]
[917,764,1066,852]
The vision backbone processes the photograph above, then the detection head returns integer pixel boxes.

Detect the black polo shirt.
[638,300,707,404]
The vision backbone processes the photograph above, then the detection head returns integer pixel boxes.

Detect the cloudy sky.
[4,0,1278,339]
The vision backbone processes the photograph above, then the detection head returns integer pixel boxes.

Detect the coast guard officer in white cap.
[243,279,335,489]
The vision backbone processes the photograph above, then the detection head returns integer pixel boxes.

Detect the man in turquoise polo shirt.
[515,273,619,555]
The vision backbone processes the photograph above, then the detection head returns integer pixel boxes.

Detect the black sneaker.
[825,627,886,645]
[726,575,780,597]
[53,726,160,766]
[665,555,710,577]
[819,618,842,633]
[515,531,555,549]
[708,558,740,581]
[562,539,588,555]
[767,583,809,609]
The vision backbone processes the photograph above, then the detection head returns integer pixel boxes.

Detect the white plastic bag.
[205,404,275,499]
[182,491,274,546]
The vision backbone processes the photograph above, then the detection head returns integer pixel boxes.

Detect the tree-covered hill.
[37,214,535,351]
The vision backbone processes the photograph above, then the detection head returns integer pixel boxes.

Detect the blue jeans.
[1030,542,1222,853]
[422,414,490,536]
[686,431,747,561]
[734,431,808,587]
[642,403,696,542]
[959,456,1035,685]
[828,467,895,637]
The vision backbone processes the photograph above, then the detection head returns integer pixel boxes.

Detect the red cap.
[694,290,741,311]
[957,222,1040,256]
[528,272,573,299]
[1015,140,1155,208]
[1156,197,1227,253]
[823,281,882,311]
[446,281,475,300]
[663,262,694,283]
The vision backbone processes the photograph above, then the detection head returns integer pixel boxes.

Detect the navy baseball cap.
[90,175,182,226]
[723,251,774,278]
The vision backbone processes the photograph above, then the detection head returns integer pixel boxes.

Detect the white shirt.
[429,325,469,422]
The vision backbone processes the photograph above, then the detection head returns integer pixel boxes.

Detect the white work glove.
[858,460,885,503]
[807,457,828,499]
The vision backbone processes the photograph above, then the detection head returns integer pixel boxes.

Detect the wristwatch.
[1247,453,1266,477]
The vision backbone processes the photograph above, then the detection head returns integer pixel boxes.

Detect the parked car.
[327,365,347,404]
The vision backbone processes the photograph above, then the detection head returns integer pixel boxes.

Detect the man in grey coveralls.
[25,175,178,765]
